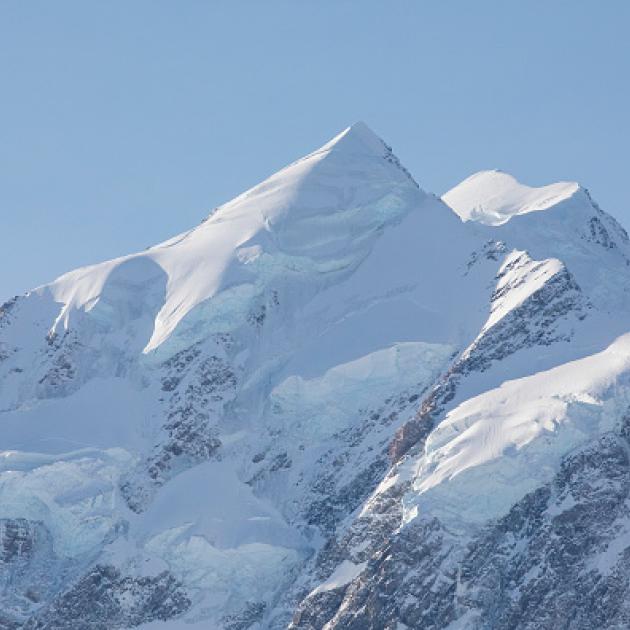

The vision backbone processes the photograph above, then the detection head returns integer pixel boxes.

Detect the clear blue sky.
[2,1,629,302]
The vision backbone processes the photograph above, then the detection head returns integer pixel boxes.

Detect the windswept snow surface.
[442,170,580,226]
[404,333,630,531]
[43,122,427,355]
[3,122,630,628]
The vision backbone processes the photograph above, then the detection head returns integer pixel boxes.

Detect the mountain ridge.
[2,123,630,629]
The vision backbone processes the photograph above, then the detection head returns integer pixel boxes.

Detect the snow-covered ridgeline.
[403,332,630,531]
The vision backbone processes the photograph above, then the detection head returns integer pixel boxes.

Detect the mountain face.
[1,123,630,630]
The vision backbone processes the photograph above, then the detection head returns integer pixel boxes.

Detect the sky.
[1,1,629,302]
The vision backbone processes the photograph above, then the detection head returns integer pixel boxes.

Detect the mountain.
[1,123,630,629]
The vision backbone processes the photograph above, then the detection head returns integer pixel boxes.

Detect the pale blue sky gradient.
[2,1,629,301]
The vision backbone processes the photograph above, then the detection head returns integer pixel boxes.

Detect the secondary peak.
[442,170,580,226]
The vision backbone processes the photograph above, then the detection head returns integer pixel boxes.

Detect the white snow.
[268,342,454,441]
[0,447,133,557]
[481,250,564,332]
[587,523,630,575]
[137,460,304,550]
[403,333,630,531]
[0,377,152,453]
[42,122,426,356]
[145,532,300,614]
[443,170,580,226]
[308,560,367,597]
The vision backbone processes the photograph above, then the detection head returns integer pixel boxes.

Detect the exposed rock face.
[390,251,589,462]
[291,416,630,630]
[0,519,70,624]
[120,337,235,513]
[26,566,190,629]
[3,125,630,629]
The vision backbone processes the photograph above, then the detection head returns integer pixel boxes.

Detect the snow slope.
[442,169,580,226]
[404,332,630,531]
[43,122,426,356]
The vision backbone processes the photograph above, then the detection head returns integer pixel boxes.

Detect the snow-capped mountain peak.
[314,121,395,158]
[40,123,424,356]
[443,169,581,226]
[3,124,630,629]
